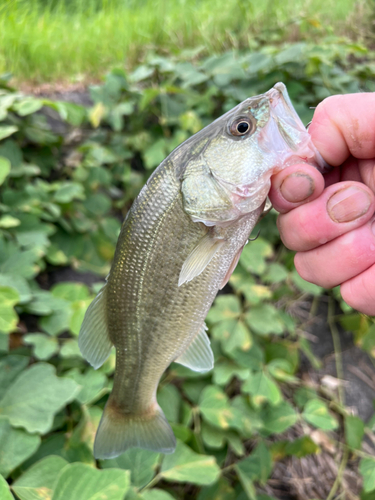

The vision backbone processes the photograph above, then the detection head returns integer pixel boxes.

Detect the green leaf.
[0,215,21,228]
[345,415,365,450]
[12,455,68,500]
[284,436,319,457]
[0,474,13,500]
[360,458,375,493]
[0,156,10,185]
[260,401,298,434]
[13,99,43,116]
[0,417,40,478]
[65,369,107,405]
[213,359,249,386]
[24,334,59,360]
[242,371,282,407]
[239,238,273,275]
[302,399,338,431]
[0,274,31,304]
[199,385,242,430]
[206,295,241,323]
[0,363,80,433]
[53,182,85,203]
[51,463,130,500]
[197,478,236,500]
[158,384,181,423]
[101,448,160,489]
[141,490,175,500]
[0,286,19,333]
[0,126,18,141]
[245,304,284,336]
[236,442,272,485]
[160,441,220,485]
[0,355,29,399]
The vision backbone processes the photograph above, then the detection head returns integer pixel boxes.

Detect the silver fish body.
[79,83,327,459]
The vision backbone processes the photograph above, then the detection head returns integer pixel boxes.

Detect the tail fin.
[94,401,176,459]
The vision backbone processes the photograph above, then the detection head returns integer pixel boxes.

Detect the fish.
[78,82,328,459]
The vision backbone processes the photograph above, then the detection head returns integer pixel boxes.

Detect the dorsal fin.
[78,285,113,369]
[175,323,214,373]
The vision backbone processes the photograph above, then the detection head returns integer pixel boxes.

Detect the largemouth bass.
[79,83,328,459]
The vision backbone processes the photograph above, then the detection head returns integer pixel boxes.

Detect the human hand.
[269,93,375,315]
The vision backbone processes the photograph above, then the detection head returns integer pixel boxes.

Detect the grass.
[0,0,371,85]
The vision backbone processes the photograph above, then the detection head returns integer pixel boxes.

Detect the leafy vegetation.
[0,0,371,84]
[1,38,375,498]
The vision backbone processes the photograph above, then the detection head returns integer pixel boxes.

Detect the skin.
[269,93,375,315]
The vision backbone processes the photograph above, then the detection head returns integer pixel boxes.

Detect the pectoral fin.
[220,245,244,290]
[179,233,225,286]
[78,284,113,369]
[175,323,214,373]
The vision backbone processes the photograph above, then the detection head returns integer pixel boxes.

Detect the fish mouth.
[261,82,330,173]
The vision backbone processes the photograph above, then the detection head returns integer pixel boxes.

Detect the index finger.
[309,93,375,165]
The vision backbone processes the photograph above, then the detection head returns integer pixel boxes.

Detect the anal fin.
[78,284,113,369]
[175,323,214,373]
[179,233,225,286]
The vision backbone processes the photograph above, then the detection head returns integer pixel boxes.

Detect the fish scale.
[78,83,329,458]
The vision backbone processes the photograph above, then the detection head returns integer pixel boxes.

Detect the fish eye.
[229,117,253,137]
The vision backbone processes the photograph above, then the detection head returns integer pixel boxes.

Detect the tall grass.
[0,0,370,84]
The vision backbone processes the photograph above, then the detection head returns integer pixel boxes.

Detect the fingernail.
[280,173,314,203]
[327,186,371,223]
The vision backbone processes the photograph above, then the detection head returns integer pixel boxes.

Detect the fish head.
[181,82,328,225]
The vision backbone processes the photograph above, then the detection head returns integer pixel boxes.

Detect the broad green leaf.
[0,363,80,433]
[0,126,18,141]
[0,474,13,500]
[263,263,288,283]
[242,371,281,407]
[24,334,59,360]
[51,463,130,500]
[158,384,181,423]
[0,417,40,478]
[65,369,107,405]
[284,436,319,458]
[0,156,10,185]
[245,304,284,336]
[0,355,29,399]
[141,490,175,500]
[0,274,31,304]
[260,401,298,434]
[302,399,338,431]
[239,237,273,275]
[360,458,375,493]
[206,295,241,323]
[13,99,43,116]
[199,385,242,430]
[213,359,249,386]
[345,415,365,450]
[0,286,19,333]
[12,456,68,500]
[197,478,236,500]
[161,441,220,485]
[223,320,252,355]
[235,442,272,485]
[101,448,160,488]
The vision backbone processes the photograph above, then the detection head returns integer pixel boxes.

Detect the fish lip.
[264,82,331,173]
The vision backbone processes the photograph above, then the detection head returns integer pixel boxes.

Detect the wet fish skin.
[79,83,327,459]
